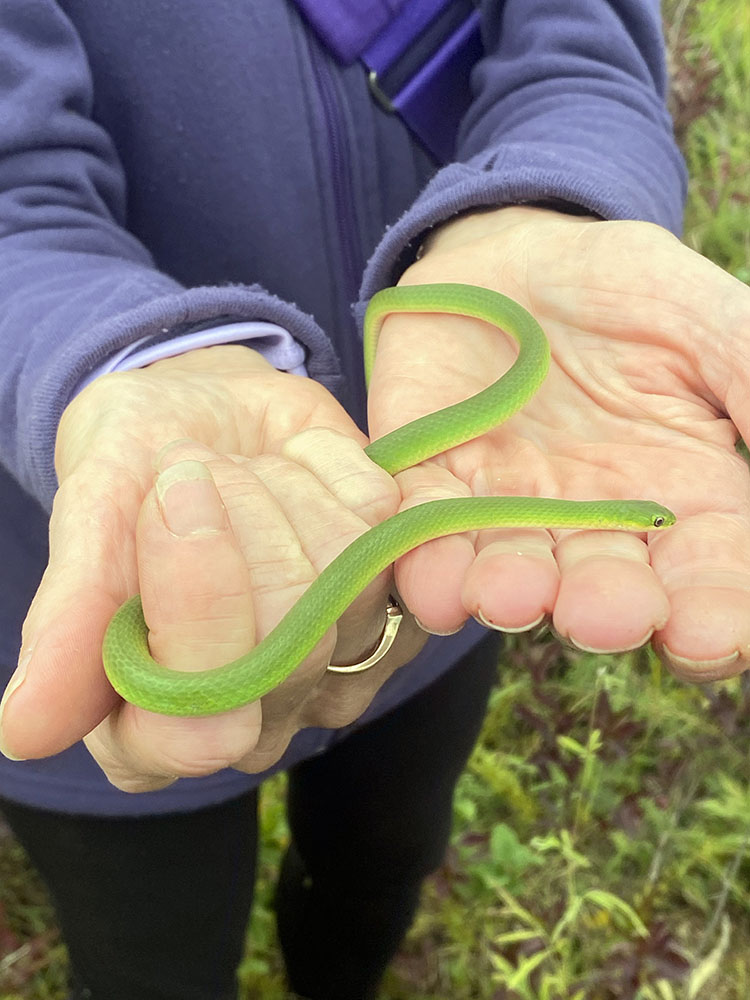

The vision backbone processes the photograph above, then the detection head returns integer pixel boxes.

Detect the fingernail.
[660,645,740,676]
[566,628,655,656]
[475,609,546,634]
[414,617,463,637]
[155,460,227,536]
[153,438,197,472]
[0,649,32,761]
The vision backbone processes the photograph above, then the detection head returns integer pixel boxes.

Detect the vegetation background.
[1,0,749,996]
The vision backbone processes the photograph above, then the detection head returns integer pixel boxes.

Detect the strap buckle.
[363,1,483,163]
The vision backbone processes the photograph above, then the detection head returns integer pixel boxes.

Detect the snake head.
[605,499,676,531]
[641,501,677,529]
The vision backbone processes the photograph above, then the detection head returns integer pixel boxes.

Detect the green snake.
[102,283,675,716]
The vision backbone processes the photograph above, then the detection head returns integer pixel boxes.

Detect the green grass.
[666,0,750,280]
[2,1,749,997]
[380,646,750,999]
[235,642,750,1000]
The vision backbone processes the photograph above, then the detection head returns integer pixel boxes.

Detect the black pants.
[1,637,498,1000]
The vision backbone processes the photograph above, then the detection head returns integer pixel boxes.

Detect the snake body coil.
[103,284,675,715]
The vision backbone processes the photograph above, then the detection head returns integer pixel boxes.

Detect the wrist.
[418,204,599,260]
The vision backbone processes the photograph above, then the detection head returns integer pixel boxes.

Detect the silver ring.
[326,597,404,674]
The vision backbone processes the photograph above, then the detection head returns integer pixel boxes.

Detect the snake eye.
[652,515,665,528]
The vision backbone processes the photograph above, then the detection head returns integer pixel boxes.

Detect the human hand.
[366,206,750,681]
[84,438,425,792]
[0,347,423,770]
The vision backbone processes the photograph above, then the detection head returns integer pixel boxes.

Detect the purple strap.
[293,1,409,64]
[293,0,482,163]
[362,0,465,70]
[365,6,482,163]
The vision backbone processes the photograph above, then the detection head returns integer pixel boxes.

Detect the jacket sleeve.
[0,0,340,509]
[360,0,688,295]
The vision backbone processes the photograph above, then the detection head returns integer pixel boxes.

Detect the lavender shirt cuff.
[75,320,308,393]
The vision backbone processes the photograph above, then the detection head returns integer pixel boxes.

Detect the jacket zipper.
[307,39,365,392]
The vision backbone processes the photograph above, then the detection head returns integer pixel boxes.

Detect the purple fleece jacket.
[0,0,686,815]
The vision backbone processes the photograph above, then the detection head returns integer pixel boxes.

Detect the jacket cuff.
[25,283,341,507]
[359,139,687,299]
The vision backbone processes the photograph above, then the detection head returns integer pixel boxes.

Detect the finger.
[224,435,408,775]
[282,426,400,527]
[649,512,750,681]
[235,601,429,776]
[298,600,427,730]
[550,530,671,653]
[365,306,545,636]
[85,458,263,790]
[0,464,146,761]
[460,528,558,632]
[143,460,256,664]
[286,426,463,651]
[215,454,338,700]
[247,449,394,666]
[391,463,476,635]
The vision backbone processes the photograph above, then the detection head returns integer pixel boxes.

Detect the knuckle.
[154,755,234,779]
[236,738,291,775]
[146,740,251,780]
[144,714,263,779]
[352,474,400,526]
[282,427,400,525]
[310,692,367,729]
[103,770,176,794]
[86,741,177,794]
[281,425,340,455]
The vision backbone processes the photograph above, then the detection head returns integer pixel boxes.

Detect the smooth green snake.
[103,283,675,715]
